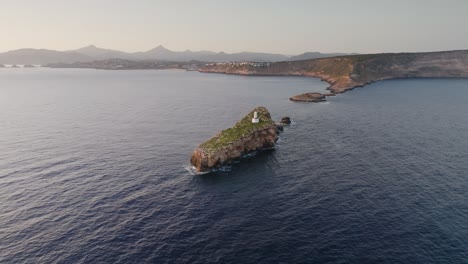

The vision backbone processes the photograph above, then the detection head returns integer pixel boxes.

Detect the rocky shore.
[199,50,468,99]
[190,107,280,173]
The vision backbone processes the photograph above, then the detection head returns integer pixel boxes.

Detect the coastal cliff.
[200,50,468,96]
[190,107,279,173]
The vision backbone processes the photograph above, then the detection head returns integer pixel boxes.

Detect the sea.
[0,68,467,263]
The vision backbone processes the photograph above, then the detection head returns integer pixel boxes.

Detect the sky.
[1,0,467,54]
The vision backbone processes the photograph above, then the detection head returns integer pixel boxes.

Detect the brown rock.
[280,116,291,125]
[190,107,279,173]
[289,92,326,102]
[276,124,284,132]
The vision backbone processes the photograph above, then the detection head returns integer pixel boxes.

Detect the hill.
[288,52,351,61]
[66,45,133,60]
[0,49,93,65]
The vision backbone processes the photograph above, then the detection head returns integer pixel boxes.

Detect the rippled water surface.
[0,69,467,263]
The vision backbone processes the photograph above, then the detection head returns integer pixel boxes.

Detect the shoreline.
[199,69,468,102]
[198,68,363,99]
[198,50,468,101]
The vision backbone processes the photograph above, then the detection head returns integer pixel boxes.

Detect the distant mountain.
[288,52,352,61]
[0,49,93,65]
[67,45,133,60]
[0,45,350,64]
[204,51,289,62]
[133,46,289,62]
[132,45,217,61]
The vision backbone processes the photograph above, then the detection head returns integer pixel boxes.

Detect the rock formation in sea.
[190,107,280,173]
[280,117,291,125]
[289,93,326,102]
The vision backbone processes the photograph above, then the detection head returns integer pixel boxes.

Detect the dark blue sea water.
[0,68,467,264]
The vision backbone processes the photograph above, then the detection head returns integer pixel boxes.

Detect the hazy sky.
[1,0,467,54]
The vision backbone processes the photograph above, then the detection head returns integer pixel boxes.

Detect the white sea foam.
[185,166,211,175]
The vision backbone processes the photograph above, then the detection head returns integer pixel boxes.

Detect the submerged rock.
[289,92,326,102]
[190,106,279,173]
[280,116,291,125]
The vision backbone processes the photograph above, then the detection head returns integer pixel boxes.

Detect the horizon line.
[1,45,468,57]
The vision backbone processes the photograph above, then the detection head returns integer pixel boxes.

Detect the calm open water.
[0,68,467,264]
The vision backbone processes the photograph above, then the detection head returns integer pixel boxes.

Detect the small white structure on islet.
[252,111,260,123]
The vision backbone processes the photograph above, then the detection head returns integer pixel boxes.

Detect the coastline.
[198,68,364,99]
[199,70,468,101]
[199,50,468,100]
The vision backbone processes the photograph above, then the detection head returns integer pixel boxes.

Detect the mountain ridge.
[0,45,351,64]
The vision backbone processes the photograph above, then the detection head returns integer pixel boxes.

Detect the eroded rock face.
[190,107,279,172]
